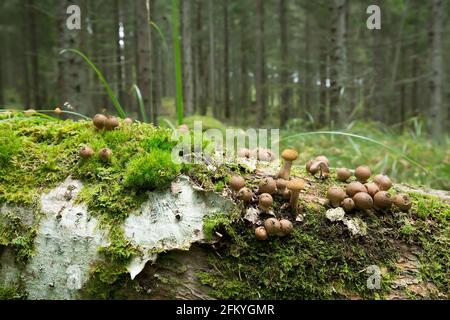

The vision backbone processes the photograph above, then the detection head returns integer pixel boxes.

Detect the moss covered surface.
[0,116,448,299]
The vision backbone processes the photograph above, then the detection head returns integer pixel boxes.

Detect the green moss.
[203,213,232,242]
[0,128,21,165]
[0,285,27,300]
[124,151,180,190]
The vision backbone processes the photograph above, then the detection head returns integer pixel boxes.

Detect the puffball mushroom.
[257,148,274,162]
[309,160,330,178]
[255,226,268,240]
[374,175,392,191]
[79,146,94,159]
[373,191,393,210]
[229,176,245,193]
[315,155,330,166]
[123,118,133,125]
[98,148,113,162]
[336,168,352,182]
[394,194,412,212]
[364,182,380,198]
[327,186,347,207]
[305,160,314,174]
[287,179,305,212]
[346,181,367,197]
[237,148,250,158]
[259,177,277,194]
[93,114,107,130]
[105,116,119,131]
[259,193,273,213]
[353,192,373,210]
[238,187,254,202]
[264,218,281,235]
[341,198,355,212]
[54,107,62,114]
[277,149,298,180]
[278,219,293,237]
[355,166,371,183]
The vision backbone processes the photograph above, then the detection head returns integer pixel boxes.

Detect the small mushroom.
[237,148,250,158]
[277,149,299,180]
[346,181,367,197]
[79,146,94,159]
[327,186,346,208]
[238,187,254,202]
[355,166,371,183]
[229,176,245,194]
[305,160,314,174]
[353,192,373,210]
[374,174,392,191]
[286,179,305,212]
[373,191,393,210]
[309,160,330,179]
[341,198,355,212]
[336,168,352,182]
[123,118,133,125]
[54,107,62,114]
[393,194,412,212]
[259,177,276,194]
[278,219,293,237]
[364,182,380,198]
[315,155,330,166]
[264,218,281,236]
[98,148,113,162]
[276,178,288,195]
[255,226,268,241]
[259,193,273,213]
[257,148,274,162]
[105,116,119,131]
[93,114,107,129]
[282,189,291,200]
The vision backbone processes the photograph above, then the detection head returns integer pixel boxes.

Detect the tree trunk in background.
[329,0,347,128]
[255,0,266,127]
[208,0,217,117]
[196,0,207,116]
[56,2,66,107]
[279,0,289,127]
[115,0,125,109]
[303,13,311,118]
[0,40,3,106]
[319,45,328,127]
[239,7,249,121]
[123,0,135,114]
[136,0,152,122]
[182,0,194,116]
[150,0,159,125]
[410,0,421,118]
[27,0,40,108]
[223,0,230,119]
[429,0,443,141]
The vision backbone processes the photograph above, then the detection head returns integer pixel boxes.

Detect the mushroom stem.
[290,190,300,212]
[278,161,292,180]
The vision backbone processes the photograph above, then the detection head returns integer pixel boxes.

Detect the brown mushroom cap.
[286,179,306,192]
[259,193,273,207]
[364,182,380,198]
[315,155,330,165]
[79,146,94,159]
[341,198,355,212]
[229,176,245,192]
[353,192,373,210]
[373,191,393,210]
[327,186,346,207]
[376,175,392,191]
[105,116,119,131]
[255,226,268,240]
[281,149,299,161]
[124,118,133,125]
[336,168,352,182]
[346,181,367,197]
[93,114,107,129]
[237,148,250,158]
[98,148,113,161]
[264,218,281,235]
[394,193,412,211]
[259,177,277,194]
[373,174,385,185]
[355,166,371,183]
[276,178,287,191]
[257,148,274,162]
[238,187,254,202]
[278,219,293,237]
[305,160,314,173]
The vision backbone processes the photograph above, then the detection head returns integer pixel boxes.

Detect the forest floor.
[0,113,448,300]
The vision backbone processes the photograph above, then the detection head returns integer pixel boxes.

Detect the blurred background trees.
[0,0,448,138]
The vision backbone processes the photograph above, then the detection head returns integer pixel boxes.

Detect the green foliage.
[131,84,147,123]
[183,115,227,133]
[124,151,180,190]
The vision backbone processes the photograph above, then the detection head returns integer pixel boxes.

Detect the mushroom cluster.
[93,114,132,131]
[79,145,113,162]
[236,148,277,162]
[327,165,412,213]
[227,148,306,241]
[306,155,330,179]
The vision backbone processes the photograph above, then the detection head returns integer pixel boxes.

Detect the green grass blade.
[278,131,429,173]
[59,49,127,119]
[131,85,147,123]
[171,0,184,126]
[150,21,169,52]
